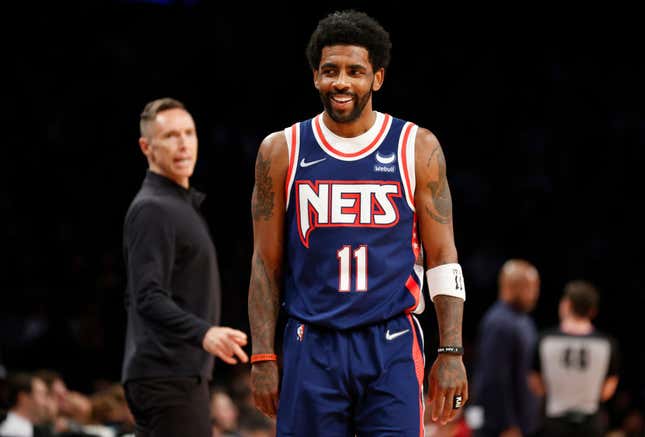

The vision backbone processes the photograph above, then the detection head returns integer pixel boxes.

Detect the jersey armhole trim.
[398,122,417,211]
[284,123,300,210]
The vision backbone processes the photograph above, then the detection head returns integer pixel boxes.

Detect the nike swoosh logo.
[385,329,409,341]
[300,157,327,168]
[376,152,396,164]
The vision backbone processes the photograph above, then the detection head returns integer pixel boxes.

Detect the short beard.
[320,86,373,123]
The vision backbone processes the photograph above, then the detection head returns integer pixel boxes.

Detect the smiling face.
[314,45,384,124]
[139,107,197,188]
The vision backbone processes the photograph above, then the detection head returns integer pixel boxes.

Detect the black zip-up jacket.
[121,171,221,382]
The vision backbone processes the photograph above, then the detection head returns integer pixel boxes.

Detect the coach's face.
[139,108,198,188]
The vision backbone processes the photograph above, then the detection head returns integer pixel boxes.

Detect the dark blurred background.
[2,0,643,428]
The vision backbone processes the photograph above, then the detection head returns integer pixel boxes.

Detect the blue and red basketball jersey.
[283,111,424,330]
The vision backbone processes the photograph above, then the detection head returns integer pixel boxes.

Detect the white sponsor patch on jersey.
[374,164,396,173]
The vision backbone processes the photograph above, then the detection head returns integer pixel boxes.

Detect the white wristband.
[426,263,466,302]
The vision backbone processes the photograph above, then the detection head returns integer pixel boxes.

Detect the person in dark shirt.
[471,259,541,437]
[122,97,248,437]
[529,280,619,437]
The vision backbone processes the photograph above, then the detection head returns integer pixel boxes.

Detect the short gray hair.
[139,97,186,137]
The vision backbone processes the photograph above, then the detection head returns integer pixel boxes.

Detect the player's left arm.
[414,127,468,425]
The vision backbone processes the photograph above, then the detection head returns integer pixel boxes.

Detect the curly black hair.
[306,10,392,72]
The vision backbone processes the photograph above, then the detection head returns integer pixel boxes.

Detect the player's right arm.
[248,131,288,418]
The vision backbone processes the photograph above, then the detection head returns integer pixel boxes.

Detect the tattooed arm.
[414,128,468,425]
[248,131,288,418]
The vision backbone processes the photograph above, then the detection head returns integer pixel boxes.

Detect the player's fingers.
[257,393,276,418]
[231,342,249,363]
[264,396,276,418]
[253,392,268,416]
[427,375,437,404]
[447,391,463,424]
[432,387,445,421]
[440,387,456,424]
[262,399,272,417]
[462,380,469,406]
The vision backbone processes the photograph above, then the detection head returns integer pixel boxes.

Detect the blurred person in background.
[122,97,248,437]
[470,259,541,437]
[210,387,239,437]
[0,372,50,437]
[88,383,135,436]
[34,369,92,435]
[529,280,620,437]
[227,368,254,416]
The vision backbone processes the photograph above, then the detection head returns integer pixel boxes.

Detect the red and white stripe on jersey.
[312,112,393,161]
[398,122,418,211]
[399,122,424,315]
[407,313,426,437]
[284,122,300,210]
[405,273,421,313]
[407,215,426,315]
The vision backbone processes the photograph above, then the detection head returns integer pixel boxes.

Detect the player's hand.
[251,360,279,418]
[428,354,469,425]
[202,327,248,364]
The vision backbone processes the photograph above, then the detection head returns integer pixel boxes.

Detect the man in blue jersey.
[248,10,468,436]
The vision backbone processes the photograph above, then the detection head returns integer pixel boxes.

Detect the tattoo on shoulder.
[425,145,452,225]
[252,152,274,221]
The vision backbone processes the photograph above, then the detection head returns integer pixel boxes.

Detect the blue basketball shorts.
[276,313,425,437]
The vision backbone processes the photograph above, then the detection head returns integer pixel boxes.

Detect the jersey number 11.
[337,245,368,292]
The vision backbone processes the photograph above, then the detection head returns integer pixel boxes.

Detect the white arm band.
[426,263,466,301]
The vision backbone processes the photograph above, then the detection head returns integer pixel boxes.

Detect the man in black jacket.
[122,97,248,437]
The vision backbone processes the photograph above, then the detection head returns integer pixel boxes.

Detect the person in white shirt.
[0,372,49,437]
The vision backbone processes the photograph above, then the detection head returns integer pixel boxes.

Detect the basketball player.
[248,10,468,436]
[530,280,619,437]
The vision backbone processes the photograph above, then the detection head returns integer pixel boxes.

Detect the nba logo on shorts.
[297,324,305,342]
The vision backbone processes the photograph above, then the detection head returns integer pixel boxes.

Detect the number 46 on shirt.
[337,245,368,292]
